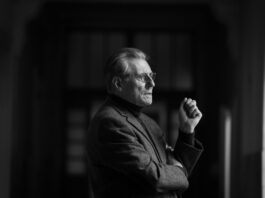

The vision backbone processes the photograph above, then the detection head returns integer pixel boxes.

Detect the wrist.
[178,132,195,145]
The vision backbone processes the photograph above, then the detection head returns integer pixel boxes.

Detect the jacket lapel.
[117,108,154,147]
[139,114,167,163]
[108,97,165,163]
[126,115,164,163]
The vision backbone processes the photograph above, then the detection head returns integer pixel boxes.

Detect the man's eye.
[143,75,149,81]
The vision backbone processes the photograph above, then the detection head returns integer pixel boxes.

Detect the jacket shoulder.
[93,101,123,120]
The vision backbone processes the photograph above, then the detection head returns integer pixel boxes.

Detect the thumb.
[180,97,188,111]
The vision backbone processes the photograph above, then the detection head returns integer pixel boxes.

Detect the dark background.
[1,0,265,198]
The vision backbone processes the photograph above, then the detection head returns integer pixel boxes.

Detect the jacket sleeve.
[97,117,189,193]
[173,132,204,176]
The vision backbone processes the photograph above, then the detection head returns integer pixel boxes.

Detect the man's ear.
[112,76,123,91]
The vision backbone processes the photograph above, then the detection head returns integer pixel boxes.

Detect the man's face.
[119,58,155,107]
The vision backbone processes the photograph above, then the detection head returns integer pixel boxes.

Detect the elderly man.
[86,48,203,198]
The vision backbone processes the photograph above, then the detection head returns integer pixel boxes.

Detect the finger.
[184,100,196,115]
[189,100,197,107]
[190,100,197,107]
[184,99,191,111]
[185,98,193,106]
[191,108,199,118]
[189,105,197,114]
[185,99,197,108]
[180,97,188,109]
[192,108,202,118]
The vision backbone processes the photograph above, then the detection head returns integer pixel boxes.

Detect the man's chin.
[140,100,152,107]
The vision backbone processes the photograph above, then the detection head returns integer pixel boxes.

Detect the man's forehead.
[127,58,151,74]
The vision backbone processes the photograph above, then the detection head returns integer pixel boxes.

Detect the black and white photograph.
[1,0,265,198]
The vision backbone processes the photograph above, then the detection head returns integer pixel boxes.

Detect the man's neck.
[109,94,142,116]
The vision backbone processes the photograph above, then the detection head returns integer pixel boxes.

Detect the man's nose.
[146,78,155,88]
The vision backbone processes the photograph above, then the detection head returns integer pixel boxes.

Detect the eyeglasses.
[132,72,156,83]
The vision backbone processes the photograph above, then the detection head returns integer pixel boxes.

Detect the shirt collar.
[109,94,142,117]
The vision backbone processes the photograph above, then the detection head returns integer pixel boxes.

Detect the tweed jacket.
[86,96,203,198]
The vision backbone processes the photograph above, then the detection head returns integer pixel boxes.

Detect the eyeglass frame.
[121,72,156,83]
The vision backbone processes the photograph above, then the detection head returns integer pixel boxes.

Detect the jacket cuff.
[178,131,195,146]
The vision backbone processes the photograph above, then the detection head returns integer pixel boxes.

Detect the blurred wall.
[0,2,13,198]
[231,0,265,197]
[0,1,43,198]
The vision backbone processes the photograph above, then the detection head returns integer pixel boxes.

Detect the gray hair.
[103,48,148,93]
